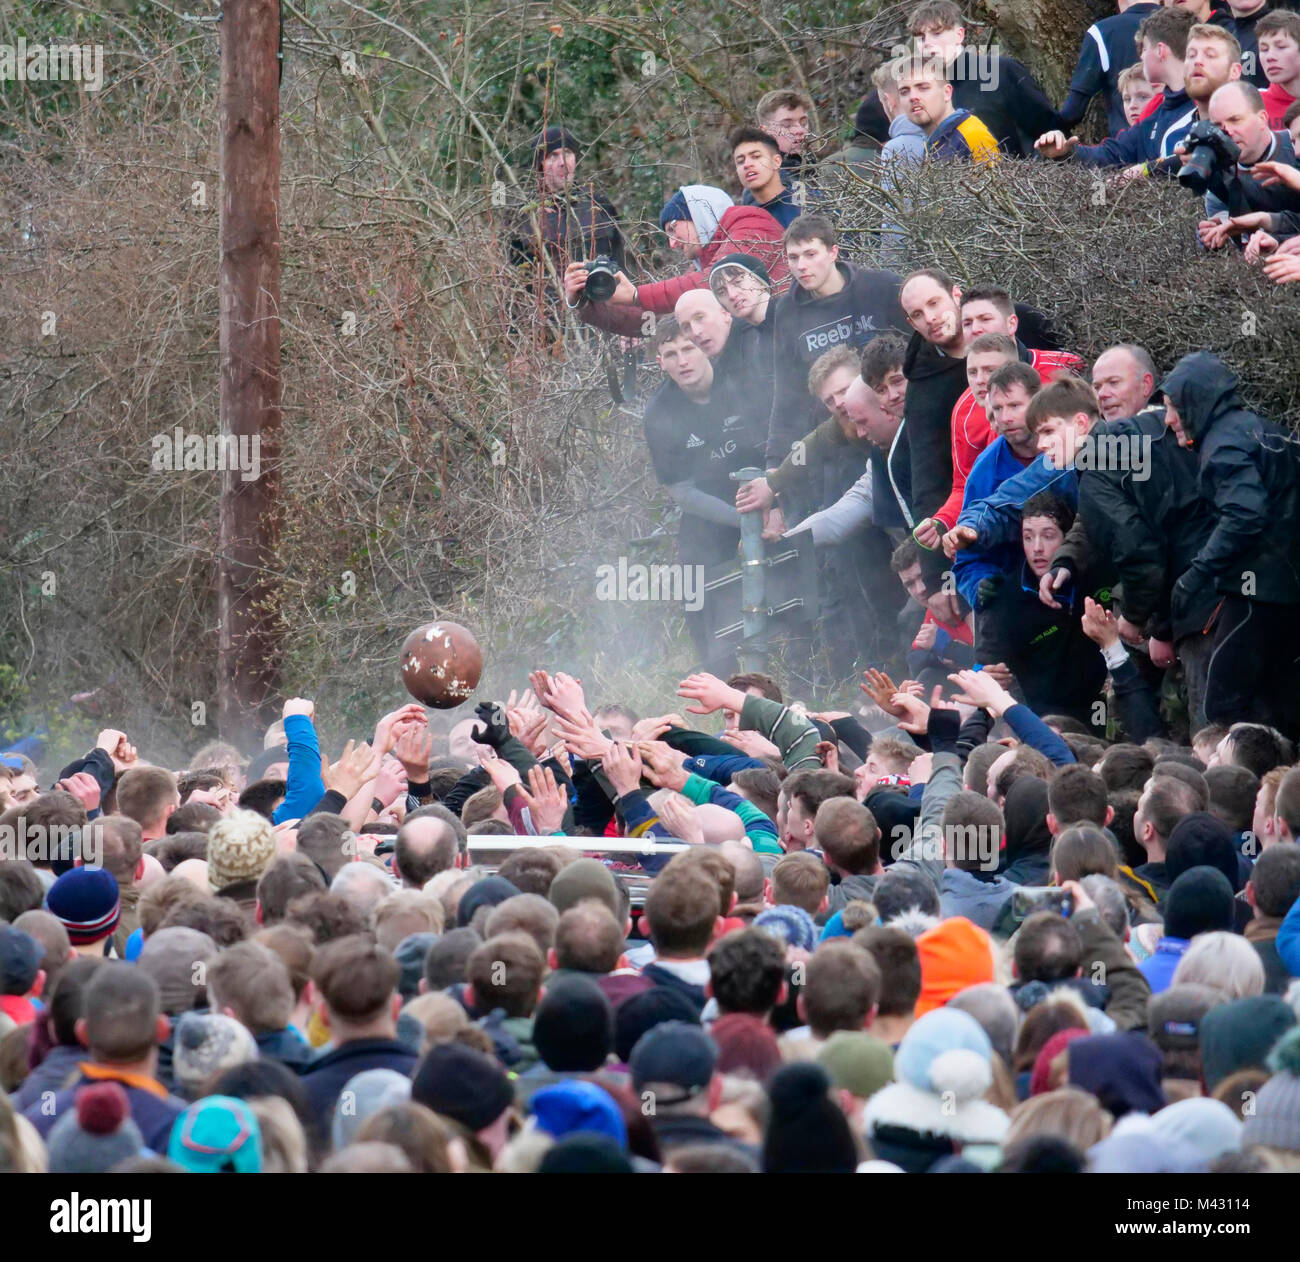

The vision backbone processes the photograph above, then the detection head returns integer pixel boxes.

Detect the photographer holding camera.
[510,126,624,286]
[1189,81,1300,248]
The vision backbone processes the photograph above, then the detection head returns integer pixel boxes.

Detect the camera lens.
[584,269,617,302]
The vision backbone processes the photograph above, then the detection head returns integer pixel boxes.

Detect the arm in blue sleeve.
[1278,896,1300,977]
[1111,654,1164,744]
[273,714,326,824]
[620,789,677,874]
[952,547,999,612]
[958,462,1074,553]
[620,789,673,839]
[1002,703,1077,767]
[1073,122,1146,168]
[683,753,764,784]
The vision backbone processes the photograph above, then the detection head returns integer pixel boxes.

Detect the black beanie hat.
[530,126,582,168]
[456,876,521,928]
[762,1062,858,1174]
[246,746,286,784]
[1163,865,1235,939]
[614,987,700,1063]
[538,1133,633,1173]
[1166,812,1240,890]
[707,252,774,292]
[533,975,614,1072]
[411,1043,513,1132]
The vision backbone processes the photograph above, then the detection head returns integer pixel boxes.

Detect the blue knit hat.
[754,904,817,952]
[168,1096,262,1173]
[531,1080,627,1147]
[894,1007,993,1101]
[45,867,120,947]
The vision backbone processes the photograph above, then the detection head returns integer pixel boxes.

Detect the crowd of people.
[526,0,1300,719]
[5,650,1300,1176]
[5,0,1300,1180]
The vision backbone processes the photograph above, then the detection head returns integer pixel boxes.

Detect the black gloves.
[976,573,1003,611]
[470,700,510,750]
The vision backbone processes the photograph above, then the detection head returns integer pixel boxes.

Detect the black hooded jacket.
[999,776,1052,887]
[1160,352,1300,612]
[1055,408,1218,641]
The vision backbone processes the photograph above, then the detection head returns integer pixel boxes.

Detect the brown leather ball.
[398,620,483,708]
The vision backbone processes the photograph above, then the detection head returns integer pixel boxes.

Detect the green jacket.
[741,694,821,772]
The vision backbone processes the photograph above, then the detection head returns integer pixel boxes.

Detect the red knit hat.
[711,1012,783,1083]
[914,917,996,1016]
[1029,1026,1089,1096]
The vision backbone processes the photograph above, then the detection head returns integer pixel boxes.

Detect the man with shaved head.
[1196,79,1297,246]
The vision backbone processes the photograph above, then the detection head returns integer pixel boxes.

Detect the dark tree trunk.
[977,0,1115,99]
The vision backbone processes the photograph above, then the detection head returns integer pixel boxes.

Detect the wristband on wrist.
[370,797,385,815]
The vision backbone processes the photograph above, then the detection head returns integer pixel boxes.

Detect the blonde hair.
[402,991,471,1056]
[1006,1086,1113,1151]
[249,1096,308,1173]
[1187,22,1242,60]
[1116,63,1151,92]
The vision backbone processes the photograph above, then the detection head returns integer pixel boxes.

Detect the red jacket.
[1264,83,1296,130]
[576,204,787,337]
[931,348,1084,529]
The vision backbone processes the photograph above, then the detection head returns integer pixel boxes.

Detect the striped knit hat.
[45,867,121,947]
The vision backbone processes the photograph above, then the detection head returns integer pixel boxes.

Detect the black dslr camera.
[581,255,620,302]
[1177,120,1241,195]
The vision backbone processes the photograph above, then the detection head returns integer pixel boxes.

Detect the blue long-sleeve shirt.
[1276,896,1300,978]
[951,439,1065,610]
[273,713,326,824]
[682,753,764,785]
[1071,88,1196,169]
[1002,703,1076,767]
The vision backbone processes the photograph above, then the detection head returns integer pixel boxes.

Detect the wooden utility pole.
[217,0,282,744]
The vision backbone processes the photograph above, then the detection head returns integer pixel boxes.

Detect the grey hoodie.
[824,871,881,918]
[939,868,1016,935]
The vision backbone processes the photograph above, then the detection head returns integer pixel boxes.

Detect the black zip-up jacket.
[1161,351,1300,613]
[901,333,968,522]
[714,303,776,433]
[764,261,909,467]
[1053,408,1218,641]
[976,562,1109,730]
[1220,3,1276,89]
